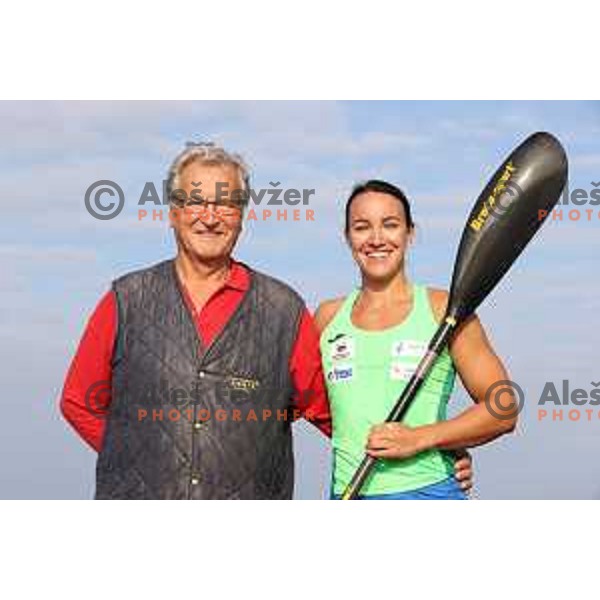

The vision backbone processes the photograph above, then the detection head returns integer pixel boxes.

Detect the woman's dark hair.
[344,179,414,234]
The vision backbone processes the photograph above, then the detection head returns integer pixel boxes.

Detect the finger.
[366,448,397,459]
[382,423,408,434]
[370,424,386,434]
[373,423,404,434]
[455,467,472,482]
[454,456,471,472]
[454,460,472,477]
[367,432,391,447]
[366,434,378,448]
[459,478,473,491]
[366,439,389,451]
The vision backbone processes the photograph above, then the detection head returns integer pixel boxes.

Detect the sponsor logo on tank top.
[391,340,428,359]
[327,364,354,383]
[389,362,416,381]
[327,333,355,361]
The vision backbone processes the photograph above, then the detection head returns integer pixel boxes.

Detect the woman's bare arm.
[367,289,517,459]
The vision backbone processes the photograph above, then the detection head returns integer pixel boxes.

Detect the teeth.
[366,252,389,258]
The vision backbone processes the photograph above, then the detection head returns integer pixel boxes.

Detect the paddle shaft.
[340,318,457,500]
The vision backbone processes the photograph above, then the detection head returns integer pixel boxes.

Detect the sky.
[1,100,599,499]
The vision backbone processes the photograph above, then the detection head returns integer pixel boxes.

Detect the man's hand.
[453,449,473,492]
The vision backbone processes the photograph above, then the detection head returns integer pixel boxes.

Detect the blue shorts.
[331,476,468,500]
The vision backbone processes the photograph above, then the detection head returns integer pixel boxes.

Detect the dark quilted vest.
[95,259,304,499]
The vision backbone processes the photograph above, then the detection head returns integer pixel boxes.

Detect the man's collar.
[226,259,250,291]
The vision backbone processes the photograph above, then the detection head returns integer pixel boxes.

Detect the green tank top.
[320,283,457,496]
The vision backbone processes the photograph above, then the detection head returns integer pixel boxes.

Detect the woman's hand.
[366,423,433,460]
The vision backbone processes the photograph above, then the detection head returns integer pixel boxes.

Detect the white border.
[1,1,598,99]
[1,501,598,598]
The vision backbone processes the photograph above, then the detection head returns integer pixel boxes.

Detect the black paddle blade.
[447,131,568,321]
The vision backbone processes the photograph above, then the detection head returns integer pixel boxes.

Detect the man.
[60,141,473,499]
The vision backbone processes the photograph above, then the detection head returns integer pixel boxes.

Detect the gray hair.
[166,141,251,205]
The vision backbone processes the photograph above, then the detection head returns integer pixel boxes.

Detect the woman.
[315,180,517,500]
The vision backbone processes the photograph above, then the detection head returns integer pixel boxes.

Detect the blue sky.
[1,100,599,499]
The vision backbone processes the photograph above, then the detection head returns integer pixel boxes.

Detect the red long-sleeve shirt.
[60,260,332,451]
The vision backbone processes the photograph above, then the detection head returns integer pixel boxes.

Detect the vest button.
[193,421,203,430]
[198,370,206,378]
[190,476,200,485]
